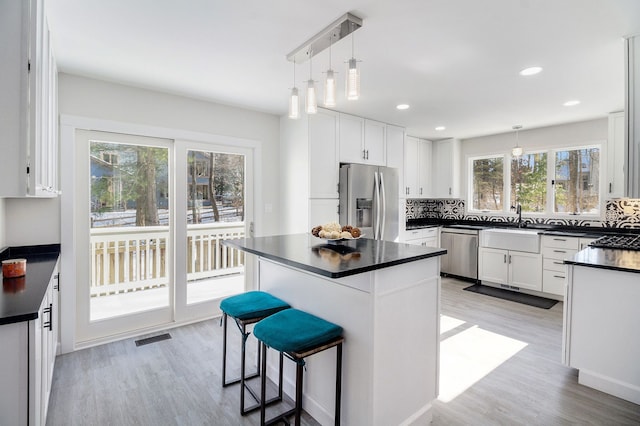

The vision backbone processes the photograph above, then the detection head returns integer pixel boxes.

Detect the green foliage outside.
[472,157,503,211]
[511,153,547,212]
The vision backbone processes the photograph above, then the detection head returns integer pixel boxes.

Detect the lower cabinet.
[541,236,579,296]
[0,261,59,426]
[402,227,439,248]
[479,248,542,291]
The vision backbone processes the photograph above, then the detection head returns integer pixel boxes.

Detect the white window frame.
[467,153,506,215]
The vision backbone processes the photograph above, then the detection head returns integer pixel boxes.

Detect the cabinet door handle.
[362,149,366,160]
[43,304,53,331]
[504,254,507,263]
[609,182,612,193]
[54,272,60,290]
[420,187,423,195]
[508,255,512,264]
[366,150,369,160]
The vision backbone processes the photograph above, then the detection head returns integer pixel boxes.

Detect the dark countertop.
[406,219,638,238]
[224,234,446,279]
[565,247,640,274]
[0,244,60,326]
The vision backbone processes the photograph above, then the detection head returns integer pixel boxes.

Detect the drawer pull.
[553,250,566,253]
[553,275,565,279]
[553,238,567,242]
[553,261,564,265]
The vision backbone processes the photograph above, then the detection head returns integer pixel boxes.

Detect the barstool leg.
[260,343,268,426]
[222,313,228,387]
[335,342,343,426]
[295,361,304,426]
[240,323,247,415]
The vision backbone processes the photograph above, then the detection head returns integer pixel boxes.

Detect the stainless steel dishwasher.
[440,227,479,281]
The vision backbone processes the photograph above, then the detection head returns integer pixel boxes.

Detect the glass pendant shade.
[306,79,317,114]
[288,87,300,119]
[324,69,336,107]
[511,146,523,157]
[346,58,360,100]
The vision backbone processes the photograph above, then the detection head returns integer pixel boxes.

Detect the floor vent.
[135,333,172,347]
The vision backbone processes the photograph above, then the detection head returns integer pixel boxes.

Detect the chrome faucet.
[516,203,522,228]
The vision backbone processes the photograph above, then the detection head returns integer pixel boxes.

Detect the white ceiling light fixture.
[519,66,543,76]
[324,36,337,108]
[511,125,523,157]
[396,104,410,110]
[306,53,317,114]
[435,126,446,131]
[563,100,581,106]
[346,29,361,101]
[288,60,300,119]
[286,13,363,111]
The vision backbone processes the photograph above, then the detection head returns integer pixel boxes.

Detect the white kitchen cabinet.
[479,247,542,291]
[309,110,339,199]
[0,261,59,426]
[386,125,405,197]
[404,136,432,198]
[401,227,439,247]
[339,114,386,166]
[541,235,579,296]
[607,111,625,198]
[432,138,460,198]
[0,0,59,197]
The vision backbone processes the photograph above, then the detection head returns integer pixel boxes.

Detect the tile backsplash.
[406,198,640,229]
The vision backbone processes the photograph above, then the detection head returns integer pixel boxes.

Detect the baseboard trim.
[578,369,640,405]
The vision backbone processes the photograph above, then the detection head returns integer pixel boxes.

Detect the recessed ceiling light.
[563,100,581,107]
[435,126,446,131]
[519,66,543,76]
[396,104,410,110]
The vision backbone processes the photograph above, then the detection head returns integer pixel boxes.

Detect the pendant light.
[306,53,317,114]
[288,60,300,119]
[346,30,360,101]
[511,125,523,157]
[323,36,337,108]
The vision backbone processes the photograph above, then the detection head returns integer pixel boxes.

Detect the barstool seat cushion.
[220,291,290,320]
[254,309,343,353]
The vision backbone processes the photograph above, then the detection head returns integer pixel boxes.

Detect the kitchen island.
[224,234,446,426]
[563,247,640,405]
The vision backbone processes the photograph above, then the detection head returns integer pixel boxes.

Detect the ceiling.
[46,0,640,140]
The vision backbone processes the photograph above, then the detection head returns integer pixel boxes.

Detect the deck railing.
[90,223,245,297]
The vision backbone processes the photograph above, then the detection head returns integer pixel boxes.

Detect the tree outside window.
[510,152,547,212]
[554,147,600,214]
[472,156,503,211]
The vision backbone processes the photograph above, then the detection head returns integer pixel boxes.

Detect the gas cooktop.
[589,234,640,251]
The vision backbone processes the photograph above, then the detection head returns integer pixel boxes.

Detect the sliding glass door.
[75,131,252,343]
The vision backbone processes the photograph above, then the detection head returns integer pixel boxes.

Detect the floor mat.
[463,284,558,309]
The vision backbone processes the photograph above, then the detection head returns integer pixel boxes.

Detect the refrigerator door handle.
[379,172,386,240]
[374,171,381,240]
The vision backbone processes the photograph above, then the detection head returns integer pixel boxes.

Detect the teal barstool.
[253,308,344,426]
[220,291,290,415]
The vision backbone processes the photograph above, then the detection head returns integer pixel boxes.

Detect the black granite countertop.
[405,218,638,238]
[564,247,640,274]
[0,244,60,325]
[224,234,446,279]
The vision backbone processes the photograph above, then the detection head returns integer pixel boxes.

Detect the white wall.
[3,73,282,246]
[5,198,60,246]
[460,118,608,199]
[0,198,5,249]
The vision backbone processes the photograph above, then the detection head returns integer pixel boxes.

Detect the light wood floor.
[47,278,640,425]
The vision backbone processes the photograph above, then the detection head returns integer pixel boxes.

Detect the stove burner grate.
[589,234,640,251]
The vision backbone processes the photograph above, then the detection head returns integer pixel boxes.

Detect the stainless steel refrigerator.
[339,164,399,241]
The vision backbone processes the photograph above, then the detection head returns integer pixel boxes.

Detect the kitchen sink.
[480,228,541,253]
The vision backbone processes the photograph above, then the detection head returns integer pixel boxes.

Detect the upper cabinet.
[432,138,461,198]
[386,125,405,197]
[0,0,58,198]
[339,114,386,166]
[607,111,625,198]
[404,136,432,198]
